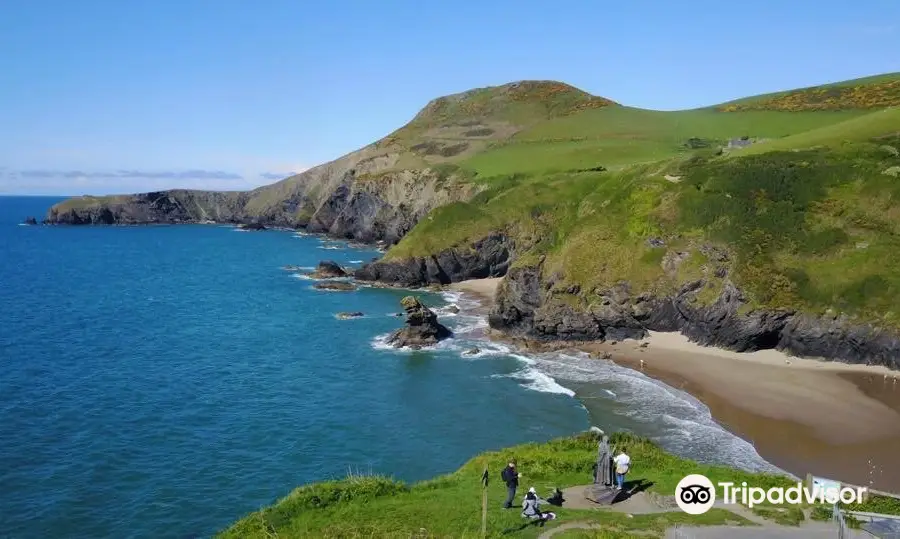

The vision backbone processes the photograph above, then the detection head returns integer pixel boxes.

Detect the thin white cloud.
[0,167,296,195]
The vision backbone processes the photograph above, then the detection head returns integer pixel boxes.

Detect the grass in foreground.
[217,430,900,537]
[217,432,782,538]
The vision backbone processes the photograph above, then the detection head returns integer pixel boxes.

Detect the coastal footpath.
[43,75,900,370]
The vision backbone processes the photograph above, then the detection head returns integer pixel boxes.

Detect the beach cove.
[6,195,898,538]
[450,277,900,494]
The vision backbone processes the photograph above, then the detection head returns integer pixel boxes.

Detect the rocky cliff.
[354,237,900,370]
[490,263,900,370]
[43,80,608,242]
[354,232,515,287]
[43,144,478,245]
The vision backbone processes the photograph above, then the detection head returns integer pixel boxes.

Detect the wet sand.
[446,278,900,493]
[449,277,502,303]
[579,334,900,493]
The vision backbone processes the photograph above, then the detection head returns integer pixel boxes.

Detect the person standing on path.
[501,460,521,508]
[613,448,631,490]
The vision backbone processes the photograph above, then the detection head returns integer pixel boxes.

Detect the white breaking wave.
[440,291,464,304]
[349,260,363,264]
[519,351,786,474]
[366,284,785,475]
[491,368,576,396]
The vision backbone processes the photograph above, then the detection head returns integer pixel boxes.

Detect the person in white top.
[613,448,631,490]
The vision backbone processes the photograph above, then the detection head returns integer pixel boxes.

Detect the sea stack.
[387,296,452,349]
[309,260,348,279]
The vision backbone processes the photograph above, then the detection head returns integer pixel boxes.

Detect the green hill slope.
[218,431,899,537]
[355,73,900,367]
[45,72,900,364]
[715,72,900,111]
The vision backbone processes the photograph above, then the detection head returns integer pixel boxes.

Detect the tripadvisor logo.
[675,474,867,515]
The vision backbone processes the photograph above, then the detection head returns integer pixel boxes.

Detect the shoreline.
[443,277,900,493]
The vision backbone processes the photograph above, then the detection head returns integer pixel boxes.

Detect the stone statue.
[585,430,617,505]
[594,435,613,487]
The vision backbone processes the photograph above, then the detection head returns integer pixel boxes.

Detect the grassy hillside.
[218,432,770,538]
[716,72,900,111]
[49,73,900,330]
[219,431,900,538]
[382,73,900,328]
[461,107,865,176]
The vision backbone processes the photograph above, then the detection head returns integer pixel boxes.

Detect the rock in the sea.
[239,222,267,231]
[446,305,460,314]
[22,216,37,225]
[309,260,348,279]
[314,281,357,291]
[387,296,452,348]
[336,311,364,320]
[462,347,481,356]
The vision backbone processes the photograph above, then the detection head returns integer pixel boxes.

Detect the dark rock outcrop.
[309,261,348,279]
[239,222,267,231]
[354,232,514,287]
[387,296,452,349]
[489,262,900,370]
[22,217,37,225]
[313,281,357,292]
[336,312,365,320]
[44,190,249,225]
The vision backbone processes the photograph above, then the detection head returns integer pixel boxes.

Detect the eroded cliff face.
[306,168,478,244]
[489,262,900,370]
[353,233,515,287]
[44,190,249,225]
[353,233,900,369]
[43,145,476,245]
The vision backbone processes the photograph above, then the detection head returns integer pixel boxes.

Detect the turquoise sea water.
[0,196,780,538]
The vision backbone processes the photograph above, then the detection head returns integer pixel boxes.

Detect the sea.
[0,196,781,538]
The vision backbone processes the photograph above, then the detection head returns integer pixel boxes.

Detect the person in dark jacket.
[501,460,520,508]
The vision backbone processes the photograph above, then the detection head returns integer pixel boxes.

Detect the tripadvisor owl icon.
[676,474,717,515]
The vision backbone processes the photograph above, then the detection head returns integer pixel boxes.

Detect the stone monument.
[584,431,618,505]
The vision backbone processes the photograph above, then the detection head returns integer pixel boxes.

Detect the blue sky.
[1,0,897,195]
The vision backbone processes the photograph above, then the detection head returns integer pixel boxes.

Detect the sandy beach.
[447,277,900,493]
[600,332,900,492]
[449,277,503,303]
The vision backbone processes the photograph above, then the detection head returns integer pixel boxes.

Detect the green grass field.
[379,73,900,328]
[217,432,770,538]
[390,140,900,325]
[218,431,900,538]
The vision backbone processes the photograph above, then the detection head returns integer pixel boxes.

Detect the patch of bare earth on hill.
[423,120,520,140]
